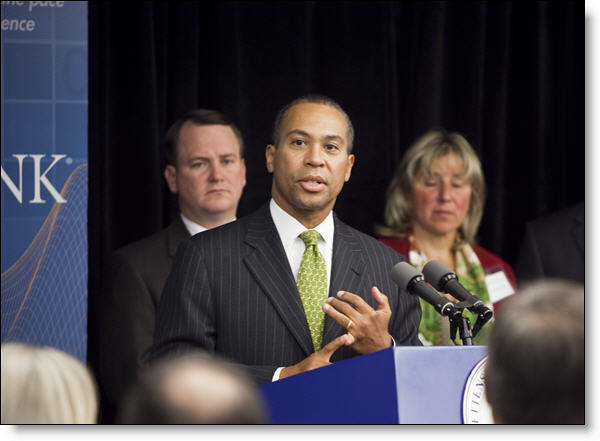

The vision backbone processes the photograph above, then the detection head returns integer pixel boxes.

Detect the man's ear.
[164,164,178,194]
[265,144,276,173]
[344,154,355,182]
[240,158,247,187]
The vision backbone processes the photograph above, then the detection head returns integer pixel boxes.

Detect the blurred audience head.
[1,343,98,424]
[378,128,485,244]
[117,353,266,424]
[485,279,584,424]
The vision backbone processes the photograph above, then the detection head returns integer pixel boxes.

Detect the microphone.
[390,262,457,317]
[422,260,493,319]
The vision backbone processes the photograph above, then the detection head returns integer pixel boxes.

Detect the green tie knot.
[300,230,320,247]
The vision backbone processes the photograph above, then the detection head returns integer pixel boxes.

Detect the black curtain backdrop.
[88,0,583,421]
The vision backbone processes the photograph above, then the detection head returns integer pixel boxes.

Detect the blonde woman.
[377,129,516,345]
[1,343,98,424]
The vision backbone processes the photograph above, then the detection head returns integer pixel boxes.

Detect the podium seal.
[462,356,494,424]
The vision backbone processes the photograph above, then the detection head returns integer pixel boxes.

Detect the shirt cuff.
[272,366,284,382]
[390,334,396,347]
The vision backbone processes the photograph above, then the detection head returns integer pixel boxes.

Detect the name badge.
[485,271,515,304]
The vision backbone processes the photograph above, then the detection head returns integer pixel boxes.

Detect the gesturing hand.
[322,286,392,354]
[279,334,352,380]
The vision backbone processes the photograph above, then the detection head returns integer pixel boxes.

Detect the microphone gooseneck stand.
[448,301,493,346]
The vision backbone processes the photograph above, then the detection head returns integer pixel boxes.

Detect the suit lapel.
[167,217,191,257]
[243,205,314,357]
[322,215,366,345]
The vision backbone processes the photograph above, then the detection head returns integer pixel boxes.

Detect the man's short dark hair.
[271,94,355,153]
[117,354,265,424]
[485,279,584,424]
[164,109,244,166]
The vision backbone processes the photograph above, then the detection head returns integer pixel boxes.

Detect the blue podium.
[258,346,488,424]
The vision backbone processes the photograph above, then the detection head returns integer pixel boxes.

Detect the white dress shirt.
[180,213,236,236]
[180,213,208,236]
[269,198,335,381]
[269,198,334,290]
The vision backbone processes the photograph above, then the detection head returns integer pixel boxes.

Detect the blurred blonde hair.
[376,129,485,246]
[1,343,98,424]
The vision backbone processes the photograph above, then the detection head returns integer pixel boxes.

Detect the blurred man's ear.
[164,165,178,194]
[240,159,247,187]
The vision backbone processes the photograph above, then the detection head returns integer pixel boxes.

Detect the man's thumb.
[319,334,347,359]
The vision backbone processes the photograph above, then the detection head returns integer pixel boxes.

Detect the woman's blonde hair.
[1,343,98,424]
[376,128,486,245]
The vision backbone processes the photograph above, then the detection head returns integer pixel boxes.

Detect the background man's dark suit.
[150,204,422,384]
[515,202,584,285]
[100,217,189,410]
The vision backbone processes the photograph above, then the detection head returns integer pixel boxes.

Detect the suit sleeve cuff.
[272,366,284,382]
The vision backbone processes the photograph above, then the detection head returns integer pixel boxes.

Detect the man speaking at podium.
[150,95,421,383]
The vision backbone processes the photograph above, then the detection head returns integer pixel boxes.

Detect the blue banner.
[1,1,88,362]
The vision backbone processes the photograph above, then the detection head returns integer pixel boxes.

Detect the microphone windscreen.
[422,260,452,290]
[390,262,421,288]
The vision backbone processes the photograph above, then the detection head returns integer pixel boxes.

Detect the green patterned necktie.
[297,230,328,351]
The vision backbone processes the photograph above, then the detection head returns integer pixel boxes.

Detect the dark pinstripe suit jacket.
[150,204,422,384]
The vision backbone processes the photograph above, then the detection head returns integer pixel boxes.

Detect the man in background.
[100,109,246,416]
[515,202,584,285]
[485,279,584,424]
